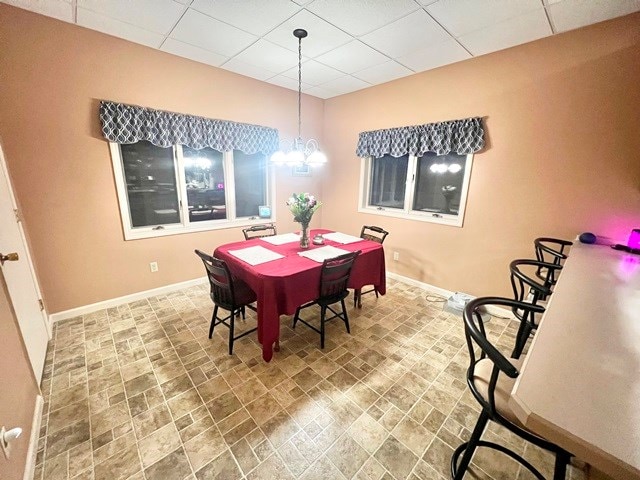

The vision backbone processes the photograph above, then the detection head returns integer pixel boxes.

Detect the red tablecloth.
[214,229,386,361]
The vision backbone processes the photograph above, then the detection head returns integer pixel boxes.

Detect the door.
[0,144,49,381]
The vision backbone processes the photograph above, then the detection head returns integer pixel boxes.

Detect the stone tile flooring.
[34,280,588,480]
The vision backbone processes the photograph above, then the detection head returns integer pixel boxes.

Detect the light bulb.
[286,150,304,166]
[270,151,286,165]
[306,151,327,165]
[448,163,462,173]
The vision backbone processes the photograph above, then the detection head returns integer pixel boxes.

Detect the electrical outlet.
[150,262,158,273]
[393,251,399,261]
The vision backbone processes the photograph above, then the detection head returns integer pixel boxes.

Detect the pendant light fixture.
[270,29,327,166]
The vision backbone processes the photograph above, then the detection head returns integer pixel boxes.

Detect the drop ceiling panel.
[77,8,165,48]
[160,38,228,67]
[221,57,276,81]
[266,75,313,91]
[360,9,451,58]
[78,0,186,35]
[353,60,413,85]
[190,0,301,36]
[231,39,299,74]
[318,75,371,96]
[282,60,345,86]
[304,85,335,99]
[5,0,639,98]
[426,0,543,37]
[398,38,471,72]
[315,40,389,74]
[264,9,353,58]
[458,8,552,56]
[548,0,640,32]
[306,0,420,36]
[170,9,257,57]
[3,0,73,22]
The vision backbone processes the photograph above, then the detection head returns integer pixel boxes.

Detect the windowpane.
[413,152,466,215]
[120,141,180,227]
[183,147,226,222]
[368,154,408,209]
[233,151,267,218]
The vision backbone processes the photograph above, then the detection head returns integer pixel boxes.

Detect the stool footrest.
[451,440,546,480]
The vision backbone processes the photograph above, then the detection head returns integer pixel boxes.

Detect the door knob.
[0,252,19,265]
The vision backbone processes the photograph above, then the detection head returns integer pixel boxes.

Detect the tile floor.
[34,280,587,480]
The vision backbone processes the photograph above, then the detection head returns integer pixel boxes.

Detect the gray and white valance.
[356,117,484,158]
[99,101,279,155]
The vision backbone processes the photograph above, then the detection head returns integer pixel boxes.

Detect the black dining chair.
[451,296,572,480]
[534,237,572,293]
[242,224,277,240]
[195,250,257,355]
[353,225,388,308]
[292,251,360,349]
[509,259,563,357]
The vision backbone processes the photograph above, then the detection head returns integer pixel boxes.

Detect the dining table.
[213,228,387,362]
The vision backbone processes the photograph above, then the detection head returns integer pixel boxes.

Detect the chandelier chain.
[297,35,302,140]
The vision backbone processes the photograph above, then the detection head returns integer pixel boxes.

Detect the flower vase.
[300,224,310,249]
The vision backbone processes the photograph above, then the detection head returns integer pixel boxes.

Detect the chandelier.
[270,29,327,166]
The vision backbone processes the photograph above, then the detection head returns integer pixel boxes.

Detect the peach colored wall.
[0,5,324,313]
[321,13,640,297]
[0,270,39,480]
[1,4,639,312]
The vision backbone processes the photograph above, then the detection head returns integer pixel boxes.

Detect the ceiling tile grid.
[3,0,639,98]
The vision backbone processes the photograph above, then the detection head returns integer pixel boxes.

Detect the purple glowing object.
[628,229,640,250]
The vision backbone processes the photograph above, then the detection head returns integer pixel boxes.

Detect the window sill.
[122,216,276,240]
[358,206,463,227]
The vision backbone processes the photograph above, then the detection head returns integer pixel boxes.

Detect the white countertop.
[511,242,640,479]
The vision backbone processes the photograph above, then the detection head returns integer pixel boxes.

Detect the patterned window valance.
[356,117,484,158]
[99,101,279,155]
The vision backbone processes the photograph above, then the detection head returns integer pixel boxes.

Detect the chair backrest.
[194,250,236,309]
[462,296,545,416]
[534,237,572,283]
[509,259,561,323]
[319,251,360,300]
[360,225,389,244]
[243,223,277,240]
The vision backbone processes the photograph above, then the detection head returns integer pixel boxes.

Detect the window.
[359,152,473,227]
[110,141,273,239]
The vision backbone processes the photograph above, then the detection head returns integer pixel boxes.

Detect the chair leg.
[228,310,235,355]
[241,306,246,319]
[353,289,361,308]
[374,287,379,299]
[341,299,350,334]
[320,305,326,349]
[452,410,490,480]
[209,306,218,339]
[512,320,527,357]
[292,307,301,329]
[513,322,533,358]
[553,452,569,480]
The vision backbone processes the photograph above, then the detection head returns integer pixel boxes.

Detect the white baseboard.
[386,271,454,298]
[49,272,513,324]
[386,271,514,320]
[23,395,43,480]
[49,277,208,323]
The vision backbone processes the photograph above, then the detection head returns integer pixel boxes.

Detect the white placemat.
[260,233,300,245]
[322,232,364,244]
[298,245,350,263]
[228,245,284,266]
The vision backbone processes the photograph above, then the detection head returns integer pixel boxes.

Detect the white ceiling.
[3,0,639,98]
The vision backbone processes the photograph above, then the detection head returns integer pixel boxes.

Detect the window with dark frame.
[112,141,271,239]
